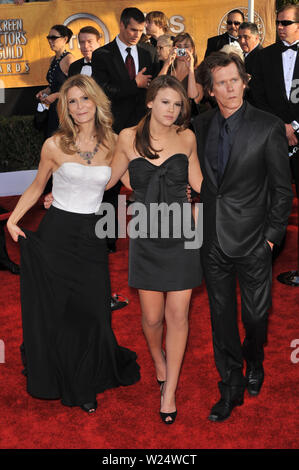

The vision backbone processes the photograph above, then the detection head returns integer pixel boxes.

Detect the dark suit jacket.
[244,44,263,105]
[204,32,231,58]
[250,42,299,124]
[245,44,263,77]
[68,58,89,77]
[92,39,159,133]
[193,102,293,257]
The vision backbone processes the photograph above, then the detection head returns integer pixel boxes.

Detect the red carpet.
[0,192,298,450]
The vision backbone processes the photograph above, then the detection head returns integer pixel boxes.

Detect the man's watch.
[291,120,299,132]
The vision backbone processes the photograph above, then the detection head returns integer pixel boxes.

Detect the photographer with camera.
[158,32,203,114]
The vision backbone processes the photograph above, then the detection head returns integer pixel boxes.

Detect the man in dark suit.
[92,7,159,134]
[237,22,263,105]
[193,52,293,422]
[204,9,244,58]
[238,22,263,76]
[68,26,101,77]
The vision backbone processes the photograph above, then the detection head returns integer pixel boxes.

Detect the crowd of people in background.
[2,3,299,425]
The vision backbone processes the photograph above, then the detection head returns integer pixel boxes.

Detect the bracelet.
[191,92,200,100]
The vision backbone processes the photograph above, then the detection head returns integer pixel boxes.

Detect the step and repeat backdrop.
[0,0,276,89]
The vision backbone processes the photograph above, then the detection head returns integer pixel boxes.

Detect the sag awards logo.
[0,18,29,76]
[218,7,266,43]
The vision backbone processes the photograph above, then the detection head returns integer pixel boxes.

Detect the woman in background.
[36,24,75,139]
[158,32,203,115]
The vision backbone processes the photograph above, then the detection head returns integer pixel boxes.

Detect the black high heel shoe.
[160,410,177,425]
[80,401,97,414]
[159,382,177,424]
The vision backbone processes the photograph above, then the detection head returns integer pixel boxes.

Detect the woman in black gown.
[7,75,140,414]
[106,75,203,424]
[36,25,75,139]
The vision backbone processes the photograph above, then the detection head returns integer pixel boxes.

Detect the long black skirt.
[19,206,140,407]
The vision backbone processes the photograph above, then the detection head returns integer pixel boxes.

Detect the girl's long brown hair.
[55,75,115,160]
[134,75,190,160]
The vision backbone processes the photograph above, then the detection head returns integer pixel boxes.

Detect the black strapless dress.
[128,154,202,291]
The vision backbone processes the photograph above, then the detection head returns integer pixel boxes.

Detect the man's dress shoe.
[208,382,244,422]
[110,294,128,311]
[246,364,264,396]
[0,259,20,275]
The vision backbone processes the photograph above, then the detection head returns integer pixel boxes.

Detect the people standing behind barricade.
[36,25,75,139]
[204,9,244,58]
[145,11,170,47]
[158,33,203,117]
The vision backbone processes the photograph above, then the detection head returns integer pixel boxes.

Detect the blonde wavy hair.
[56,74,115,158]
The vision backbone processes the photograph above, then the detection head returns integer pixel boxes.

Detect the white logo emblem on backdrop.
[64,13,110,44]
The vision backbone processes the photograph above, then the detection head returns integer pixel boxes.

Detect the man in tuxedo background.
[194,52,293,422]
[251,4,299,195]
[68,26,101,77]
[250,4,299,272]
[204,9,244,58]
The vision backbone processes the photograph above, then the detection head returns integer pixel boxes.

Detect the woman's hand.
[36,88,50,101]
[7,220,26,243]
[42,93,59,106]
[183,49,195,72]
[165,47,177,67]
[44,192,54,209]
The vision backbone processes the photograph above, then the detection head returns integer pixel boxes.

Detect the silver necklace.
[75,141,100,164]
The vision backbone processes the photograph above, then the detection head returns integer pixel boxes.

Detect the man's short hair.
[228,9,245,21]
[78,26,101,40]
[196,51,249,97]
[145,11,169,33]
[120,7,145,27]
[277,3,299,22]
[238,22,259,36]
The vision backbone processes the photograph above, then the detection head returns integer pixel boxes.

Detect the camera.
[176,48,186,56]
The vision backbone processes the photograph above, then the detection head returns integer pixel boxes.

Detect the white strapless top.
[52,162,111,214]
